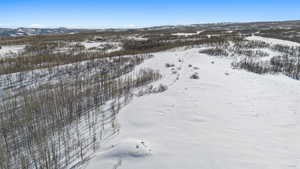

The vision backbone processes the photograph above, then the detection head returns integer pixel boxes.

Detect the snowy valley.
[85,38,300,169]
[1,21,300,169]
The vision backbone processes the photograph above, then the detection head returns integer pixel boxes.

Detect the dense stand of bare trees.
[0,34,240,75]
[233,45,300,79]
[0,53,161,169]
[200,38,300,80]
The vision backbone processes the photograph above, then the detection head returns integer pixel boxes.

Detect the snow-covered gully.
[85,47,300,169]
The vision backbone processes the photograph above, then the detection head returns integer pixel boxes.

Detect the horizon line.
[1,19,300,30]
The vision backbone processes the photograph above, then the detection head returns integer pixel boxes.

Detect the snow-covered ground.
[172,31,203,37]
[247,35,300,47]
[85,47,300,169]
[127,35,148,41]
[0,45,25,58]
[81,41,122,52]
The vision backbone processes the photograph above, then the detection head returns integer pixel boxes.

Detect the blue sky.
[0,0,300,28]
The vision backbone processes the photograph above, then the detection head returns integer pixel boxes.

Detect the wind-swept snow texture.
[85,46,300,169]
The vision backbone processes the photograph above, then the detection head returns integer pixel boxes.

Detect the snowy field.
[246,36,300,47]
[0,45,25,58]
[172,31,203,37]
[1,32,300,169]
[85,43,300,169]
[80,41,123,53]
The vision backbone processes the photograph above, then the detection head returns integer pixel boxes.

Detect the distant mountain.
[1,20,300,38]
[141,20,300,31]
[0,27,96,37]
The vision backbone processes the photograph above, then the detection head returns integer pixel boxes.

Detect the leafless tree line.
[233,44,300,79]
[0,54,161,169]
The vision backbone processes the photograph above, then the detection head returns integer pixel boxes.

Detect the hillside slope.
[85,47,300,169]
[87,49,300,169]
